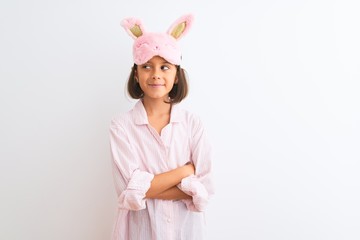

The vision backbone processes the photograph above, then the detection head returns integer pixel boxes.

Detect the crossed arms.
[145,163,195,200]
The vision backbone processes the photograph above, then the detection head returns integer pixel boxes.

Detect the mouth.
[148,84,165,87]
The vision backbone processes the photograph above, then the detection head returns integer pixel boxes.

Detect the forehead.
[144,56,172,65]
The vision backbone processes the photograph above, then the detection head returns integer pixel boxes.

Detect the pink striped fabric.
[109,100,214,240]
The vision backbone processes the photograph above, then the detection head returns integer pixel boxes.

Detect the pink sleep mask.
[121,14,194,65]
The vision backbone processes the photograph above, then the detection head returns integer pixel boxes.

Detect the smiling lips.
[148,83,165,87]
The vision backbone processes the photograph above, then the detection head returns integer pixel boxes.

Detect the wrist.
[181,164,195,178]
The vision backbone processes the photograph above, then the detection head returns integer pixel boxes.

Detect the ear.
[167,14,194,40]
[134,69,139,82]
[121,17,146,40]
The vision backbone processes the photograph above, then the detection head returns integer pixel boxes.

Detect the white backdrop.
[1,0,359,239]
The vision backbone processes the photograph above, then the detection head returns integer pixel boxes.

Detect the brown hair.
[127,64,189,104]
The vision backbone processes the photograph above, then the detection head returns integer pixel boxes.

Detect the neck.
[142,97,171,116]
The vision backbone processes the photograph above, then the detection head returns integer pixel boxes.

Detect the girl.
[110,14,214,240]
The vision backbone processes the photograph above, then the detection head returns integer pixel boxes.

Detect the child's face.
[136,56,177,101]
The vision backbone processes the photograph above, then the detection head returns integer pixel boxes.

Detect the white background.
[1,0,359,239]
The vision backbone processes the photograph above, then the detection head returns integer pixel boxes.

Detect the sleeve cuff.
[178,175,209,212]
[118,170,154,211]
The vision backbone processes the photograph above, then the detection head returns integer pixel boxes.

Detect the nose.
[152,75,160,80]
[152,68,161,80]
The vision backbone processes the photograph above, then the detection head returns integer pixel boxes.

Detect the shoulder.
[109,108,134,130]
[184,109,203,125]
[174,104,205,130]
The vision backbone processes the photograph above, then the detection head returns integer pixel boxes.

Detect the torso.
[148,114,170,135]
[110,100,212,239]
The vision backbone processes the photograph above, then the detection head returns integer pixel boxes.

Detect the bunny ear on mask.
[167,14,194,40]
[121,18,146,39]
[120,14,194,65]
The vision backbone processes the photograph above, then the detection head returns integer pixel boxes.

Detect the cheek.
[169,72,177,82]
[137,72,149,81]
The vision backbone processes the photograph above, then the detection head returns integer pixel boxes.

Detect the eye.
[161,65,170,70]
[142,65,151,69]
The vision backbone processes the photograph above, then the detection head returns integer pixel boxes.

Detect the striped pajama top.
[109,100,214,240]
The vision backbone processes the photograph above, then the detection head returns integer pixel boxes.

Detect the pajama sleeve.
[178,116,214,212]
[110,119,154,211]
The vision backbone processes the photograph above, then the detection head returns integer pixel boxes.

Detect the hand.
[183,162,195,176]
